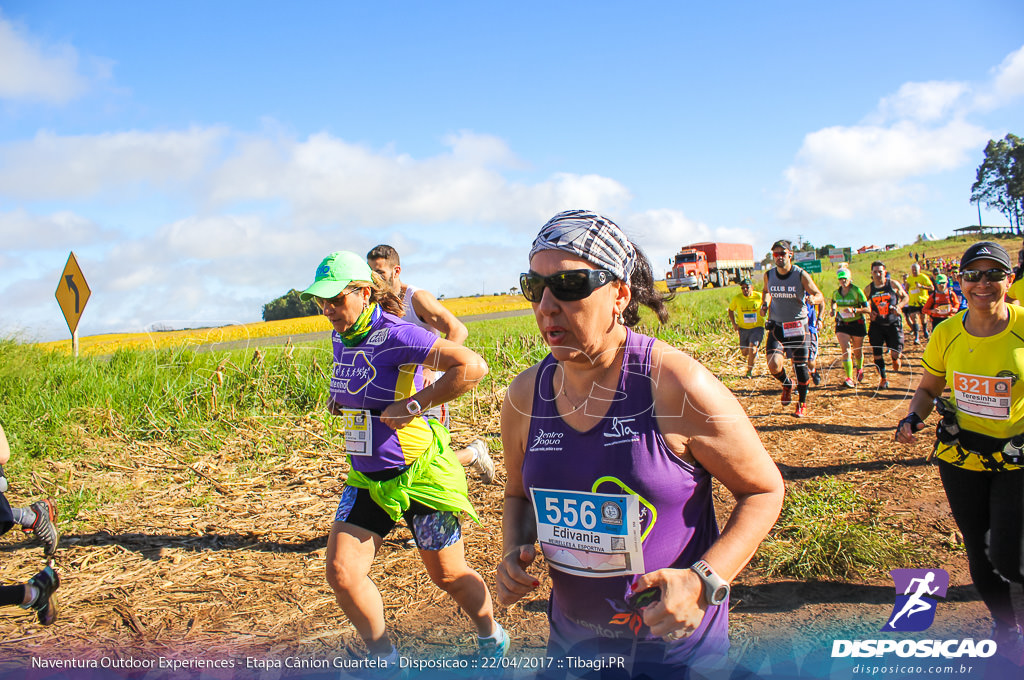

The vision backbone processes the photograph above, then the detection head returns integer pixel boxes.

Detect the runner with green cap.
[831,268,869,388]
[922,273,960,331]
[300,251,509,671]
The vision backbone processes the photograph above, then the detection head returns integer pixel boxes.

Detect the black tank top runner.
[867,281,900,326]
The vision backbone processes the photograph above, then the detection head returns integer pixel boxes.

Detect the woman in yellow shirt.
[896,241,1024,650]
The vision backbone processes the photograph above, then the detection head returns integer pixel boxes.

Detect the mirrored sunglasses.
[519,269,615,303]
[960,268,1009,283]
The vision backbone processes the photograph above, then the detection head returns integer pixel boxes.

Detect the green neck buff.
[338,303,380,347]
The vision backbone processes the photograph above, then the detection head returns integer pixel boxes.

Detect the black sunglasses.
[519,269,615,302]
[960,268,1009,283]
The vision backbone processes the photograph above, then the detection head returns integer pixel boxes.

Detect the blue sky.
[1,2,1022,341]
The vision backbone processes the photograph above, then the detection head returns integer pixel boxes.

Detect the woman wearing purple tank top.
[498,211,784,678]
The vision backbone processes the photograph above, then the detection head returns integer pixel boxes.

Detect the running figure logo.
[882,569,949,632]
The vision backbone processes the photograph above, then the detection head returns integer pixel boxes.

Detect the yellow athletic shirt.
[905,274,934,306]
[1007,276,1024,304]
[922,305,1024,471]
[728,290,764,330]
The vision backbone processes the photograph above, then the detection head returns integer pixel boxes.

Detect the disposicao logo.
[831,567,996,660]
[883,568,948,632]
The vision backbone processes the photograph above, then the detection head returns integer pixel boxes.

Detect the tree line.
[973,133,1023,229]
[262,289,319,322]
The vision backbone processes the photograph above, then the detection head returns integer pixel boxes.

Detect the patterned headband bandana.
[529,209,637,284]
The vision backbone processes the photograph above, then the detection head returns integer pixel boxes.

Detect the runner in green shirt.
[831,268,870,387]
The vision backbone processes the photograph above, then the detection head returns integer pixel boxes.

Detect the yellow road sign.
[55,252,91,334]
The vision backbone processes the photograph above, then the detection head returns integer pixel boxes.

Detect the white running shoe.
[467,439,496,484]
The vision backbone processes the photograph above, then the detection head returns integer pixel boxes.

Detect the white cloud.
[0,209,115,249]
[0,127,631,231]
[157,215,321,261]
[876,81,970,123]
[206,130,632,228]
[0,127,228,200]
[625,209,757,275]
[992,44,1024,100]
[782,120,990,225]
[0,13,102,103]
[0,124,640,341]
[777,45,1024,227]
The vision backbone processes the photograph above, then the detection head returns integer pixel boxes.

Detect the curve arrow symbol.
[65,275,80,313]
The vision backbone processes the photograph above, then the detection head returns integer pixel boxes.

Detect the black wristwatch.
[690,559,730,606]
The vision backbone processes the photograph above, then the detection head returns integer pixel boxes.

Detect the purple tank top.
[521,329,728,661]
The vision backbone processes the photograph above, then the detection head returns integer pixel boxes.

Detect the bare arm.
[760,272,771,315]
[632,342,784,638]
[728,309,739,329]
[411,290,469,345]
[497,366,541,605]
[0,423,9,466]
[801,271,824,306]
[379,339,487,429]
[922,294,935,317]
[892,280,910,307]
[896,370,947,444]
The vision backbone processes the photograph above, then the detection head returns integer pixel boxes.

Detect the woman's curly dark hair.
[621,244,671,327]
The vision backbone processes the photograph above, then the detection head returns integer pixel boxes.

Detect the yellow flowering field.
[36,294,531,356]
[435,294,530,316]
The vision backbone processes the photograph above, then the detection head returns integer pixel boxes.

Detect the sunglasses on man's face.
[960,268,1009,283]
[519,269,615,303]
[312,288,355,310]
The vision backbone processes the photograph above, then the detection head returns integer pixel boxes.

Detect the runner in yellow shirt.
[896,241,1024,651]
[727,278,764,378]
[903,262,934,344]
[1005,273,1024,305]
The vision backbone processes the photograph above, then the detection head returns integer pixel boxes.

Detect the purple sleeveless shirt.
[521,329,728,667]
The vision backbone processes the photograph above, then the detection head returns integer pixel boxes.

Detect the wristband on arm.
[897,412,924,436]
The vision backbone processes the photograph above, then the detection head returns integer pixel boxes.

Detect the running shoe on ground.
[26,565,59,626]
[892,357,902,372]
[478,626,510,661]
[780,382,793,407]
[878,379,889,390]
[467,439,496,485]
[856,369,864,382]
[357,649,408,680]
[745,369,753,379]
[793,403,806,418]
[811,371,822,386]
[843,377,856,388]
[23,499,59,556]
[991,622,1024,662]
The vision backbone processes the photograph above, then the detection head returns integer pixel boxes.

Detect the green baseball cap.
[837,269,850,280]
[300,251,375,301]
[936,274,948,284]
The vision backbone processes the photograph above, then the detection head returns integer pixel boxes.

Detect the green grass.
[0,338,334,468]
[7,236,976,462]
[5,251,963,578]
[754,478,929,580]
